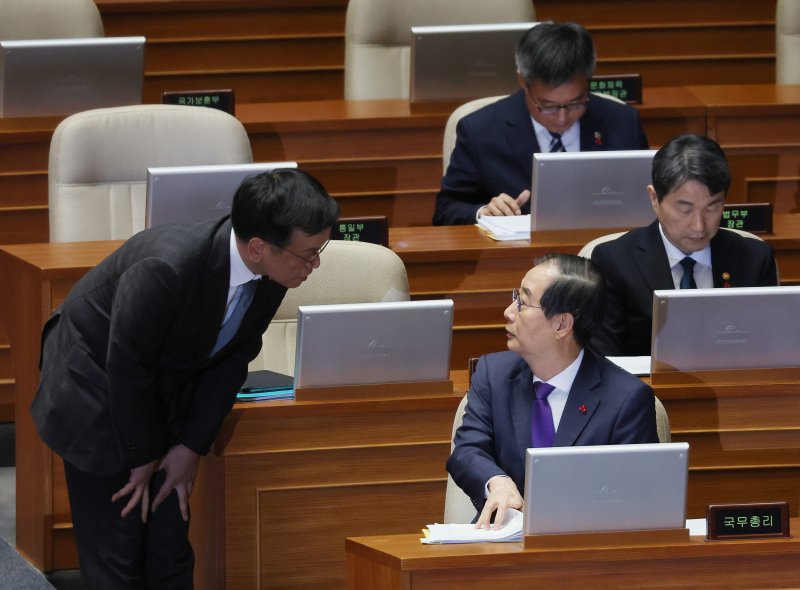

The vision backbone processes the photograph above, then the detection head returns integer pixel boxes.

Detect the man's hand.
[112,459,159,522]
[151,444,200,522]
[475,475,524,530]
[481,189,531,217]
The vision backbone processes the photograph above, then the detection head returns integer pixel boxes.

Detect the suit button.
[129,445,137,452]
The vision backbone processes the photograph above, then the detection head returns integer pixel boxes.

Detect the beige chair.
[777,0,800,84]
[443,393,672,523]
[344,0,536,100]
[578,231,627,258]
[0,0,104,39]
[248,240,410,375]
[442,95,506,172]
[48,104,253,242]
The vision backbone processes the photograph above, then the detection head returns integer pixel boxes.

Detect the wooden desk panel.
[347,523,800,590]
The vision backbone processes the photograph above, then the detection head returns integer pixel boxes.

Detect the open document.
[476,215,531,241]
[421,508,523,544]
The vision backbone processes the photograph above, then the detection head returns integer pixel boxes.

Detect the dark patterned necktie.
[548,132,566,153]
[531,381,556,447]
[679,257,697,289]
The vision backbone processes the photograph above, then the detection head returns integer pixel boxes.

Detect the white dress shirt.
[658,224,713,289]
[222,229,261,323]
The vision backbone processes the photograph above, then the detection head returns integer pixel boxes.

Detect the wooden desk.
[4,231,800,587]
[346,524,800,590]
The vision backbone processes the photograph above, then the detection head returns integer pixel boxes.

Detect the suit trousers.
[63,460,194,589]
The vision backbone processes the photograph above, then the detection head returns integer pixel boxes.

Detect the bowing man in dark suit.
[31,169,339,589]
[591,133,778,357]
[447,254,658,528]
[433,21,648,226]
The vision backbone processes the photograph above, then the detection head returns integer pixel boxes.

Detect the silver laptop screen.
[294,300,453,389]
[410,23,535,103]
[531,150,656,231]
[0,36,145,118]
[652,286,800,372]
[524,442,689,535]
[145,162,297,228]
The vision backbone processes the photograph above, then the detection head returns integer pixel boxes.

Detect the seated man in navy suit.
[590,133,779,356]
[433,21,649,226]
[447,254,658,528]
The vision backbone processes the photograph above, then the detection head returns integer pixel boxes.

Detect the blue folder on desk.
[236,370,294,402]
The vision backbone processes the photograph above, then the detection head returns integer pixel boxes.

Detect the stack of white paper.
[421,508,523,544]
[477,215,531,241]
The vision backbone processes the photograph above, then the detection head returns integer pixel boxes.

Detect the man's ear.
[553,313,575,340]
[647,185,659,213]
[516,71,527,91]
[246,237,266,263]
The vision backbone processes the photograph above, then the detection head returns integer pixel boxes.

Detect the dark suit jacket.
[446,350,658,512]
[432,90,649,226]
[590,221,779,356]
[31,217,287,476]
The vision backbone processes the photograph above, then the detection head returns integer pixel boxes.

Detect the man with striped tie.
[31,168,339,588]
[447,254,658,528]
[433,21,649,226]
[590,134,779,357]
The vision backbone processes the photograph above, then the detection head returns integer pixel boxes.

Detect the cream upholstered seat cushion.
[344,0,535,100]
[442,96,507,172]
[249,240,410,375]
[0,0,103,39]
[48,104,253,242]
[777,0,800,84]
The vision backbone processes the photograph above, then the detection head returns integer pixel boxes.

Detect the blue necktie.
[549,132,566,153]
[679,257,697,289]
[531,381,556,447]
[211,280,258,356]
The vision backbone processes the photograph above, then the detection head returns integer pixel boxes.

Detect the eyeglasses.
[512,288,542,313]
[266,239,329,269]
[528,89,589,116]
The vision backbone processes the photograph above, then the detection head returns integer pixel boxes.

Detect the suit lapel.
[553,353,602,446]
[710,230,734,287]
[508,361,536,457]
[203,220,235,357]
[578,97,604,152]
[503,90,539,178]
[633,221,675,292]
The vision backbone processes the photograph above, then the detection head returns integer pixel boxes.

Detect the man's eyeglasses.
[266,239,329,269]
[528,89,589,116]
[512,288,542,313]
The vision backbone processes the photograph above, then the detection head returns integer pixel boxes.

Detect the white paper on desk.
[477,215,531,241]
[606,356,651,377]
[421,508,523,544]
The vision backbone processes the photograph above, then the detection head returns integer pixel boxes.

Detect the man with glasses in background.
[31,168,339,588]
[433,21,649,226]
[447,254,658,528]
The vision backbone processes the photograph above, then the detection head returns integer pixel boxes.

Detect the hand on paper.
[476,475,524,530]
[482,190,530,217]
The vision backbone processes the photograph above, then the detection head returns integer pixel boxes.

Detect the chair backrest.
[442,391,673,522]
[344,0,535,100]
[777,0,800,83]
[48,104,253,242]
[442,95,507,172]
[0,0,104,39]
[248,240,411,375]
[578,231,627,258]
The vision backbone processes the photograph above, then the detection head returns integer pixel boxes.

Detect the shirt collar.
[531,117,580,152]
[228,229,261,287]
[657,223,712,269]
[533,348,584,393]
